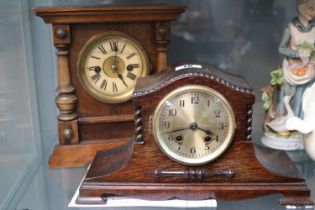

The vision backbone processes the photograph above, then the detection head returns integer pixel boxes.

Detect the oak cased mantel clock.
[77,64,312,206]
[33,6,186,168]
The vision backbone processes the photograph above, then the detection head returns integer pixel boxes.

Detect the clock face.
[152,85,236,165]
[78,31,149,103]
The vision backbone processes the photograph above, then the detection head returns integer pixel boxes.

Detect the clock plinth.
[48,138,128,168]
[33,6,186,168]
[76,64,312,205]
[77,142,312,206]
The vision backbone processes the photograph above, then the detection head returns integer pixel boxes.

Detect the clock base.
[48,138,129,168]
[77,182,312,206]
[76,141,313,206]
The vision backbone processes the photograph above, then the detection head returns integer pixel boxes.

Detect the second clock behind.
[78,31,149,103]
[34,5,186,168]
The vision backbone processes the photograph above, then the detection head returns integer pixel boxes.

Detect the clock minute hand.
[164,127,190,134]
[111,45,128,88]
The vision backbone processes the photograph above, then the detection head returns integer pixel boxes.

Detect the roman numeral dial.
[78,32,149,103]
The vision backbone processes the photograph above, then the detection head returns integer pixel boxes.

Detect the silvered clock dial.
[152,85,236,165]
[78,31,149,103]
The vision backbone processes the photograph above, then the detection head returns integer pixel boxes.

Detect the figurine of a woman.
[262,0,315,150]
[278,0,315,118]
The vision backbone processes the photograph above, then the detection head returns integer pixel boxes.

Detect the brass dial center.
[102,56,125,78]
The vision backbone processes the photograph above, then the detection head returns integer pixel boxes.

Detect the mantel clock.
[77,63,312,206]
[33,5,186,168]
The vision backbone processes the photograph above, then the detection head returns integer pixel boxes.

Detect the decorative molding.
[155,22,171,71]
[134,106,143,144]
[134,70,254,97]
[246,106,254,141]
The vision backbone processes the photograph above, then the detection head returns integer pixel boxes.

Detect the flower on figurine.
[297,42,315,51]
[270,68,284,85]
[262,92,271,111]
[261,68,283,116]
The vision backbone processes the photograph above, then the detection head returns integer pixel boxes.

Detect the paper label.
[175,64,202,71]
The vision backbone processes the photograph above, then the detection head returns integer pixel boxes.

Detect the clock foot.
[280,195,314,206]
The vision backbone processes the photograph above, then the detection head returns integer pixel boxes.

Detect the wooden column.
[53,24,79,145]
[155,22,171,72]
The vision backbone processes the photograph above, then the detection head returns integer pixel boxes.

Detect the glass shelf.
[16,155,315,210]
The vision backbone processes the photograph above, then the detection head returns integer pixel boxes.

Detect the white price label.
[175,64,202,71]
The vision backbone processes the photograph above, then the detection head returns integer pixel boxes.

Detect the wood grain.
[33,6,185,168]
[77,64,312,205]
[33,5,186,24]
[48,138,130,168]
[78,115,134,125]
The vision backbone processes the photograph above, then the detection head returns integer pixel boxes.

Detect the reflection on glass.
[0,1,38,209]
[1,0,314,209]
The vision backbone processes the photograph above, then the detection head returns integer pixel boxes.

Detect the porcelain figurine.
[286,83,315,160]
[261,0,315,154]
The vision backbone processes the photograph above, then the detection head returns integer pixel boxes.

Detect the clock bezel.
[152,85,236,166]
[77,31,150,104]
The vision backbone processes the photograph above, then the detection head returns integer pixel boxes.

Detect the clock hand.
[196,126,213,135]
[117,73,128,87]
[111,42,119,72]
[165,123,214,135]
[110,43,128,88]
[164,127,190,134]
[190,122,213,135]
[113,49,118,66]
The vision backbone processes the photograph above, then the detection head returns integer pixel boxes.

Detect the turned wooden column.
[155,22,171,72]
[55,44,77,121]
[53,24,79,145]
[33,5,186,168]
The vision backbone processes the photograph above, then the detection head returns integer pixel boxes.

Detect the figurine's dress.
[278,20,315,118]
[283,22,315,85]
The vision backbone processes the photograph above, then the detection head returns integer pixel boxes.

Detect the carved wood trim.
[78,115,134,125]
[134,106,143,144]
[134,67,255,97]
[33,6,186,24]
[155,22,171,72]
[54,44,78,121]
[58,120,79,145]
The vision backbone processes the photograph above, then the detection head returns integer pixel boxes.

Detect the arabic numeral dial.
[153,85,236,166]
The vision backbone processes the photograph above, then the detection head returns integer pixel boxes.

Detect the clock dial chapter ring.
[77,31,149,103]
[152,85,236,166]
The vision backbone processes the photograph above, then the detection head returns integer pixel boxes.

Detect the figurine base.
[261,132,304,151]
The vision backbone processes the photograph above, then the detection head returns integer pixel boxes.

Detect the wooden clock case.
[33,6,186,168]
[76,64,313,206]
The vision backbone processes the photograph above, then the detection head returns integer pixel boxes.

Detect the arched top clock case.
[77,63,312,206]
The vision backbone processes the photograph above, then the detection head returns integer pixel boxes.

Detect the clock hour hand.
[117,73,128,87]
[190,122,213,135]
[197,126,213,135]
